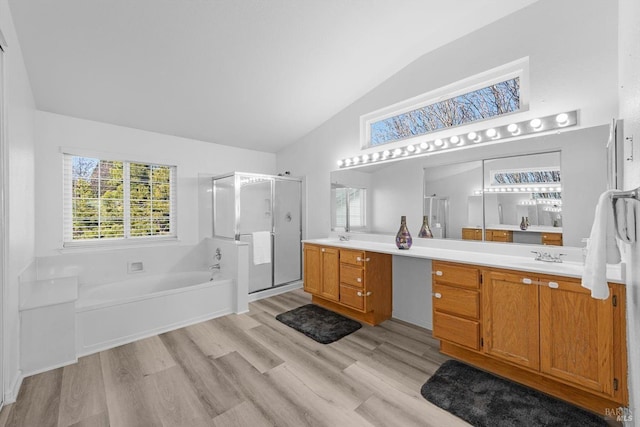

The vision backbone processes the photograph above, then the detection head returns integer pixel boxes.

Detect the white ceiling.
[9,0,538,153]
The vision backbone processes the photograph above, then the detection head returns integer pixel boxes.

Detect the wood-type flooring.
[0,289,469,427]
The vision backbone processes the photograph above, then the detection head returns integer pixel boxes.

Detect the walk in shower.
[212,172,302,293]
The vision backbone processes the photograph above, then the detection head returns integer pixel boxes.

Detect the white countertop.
[303,236,624,284]
[466,224,563,233]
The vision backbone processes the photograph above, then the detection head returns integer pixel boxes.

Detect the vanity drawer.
[340,264,364,288]
[433,284,479,319]
[542,233,563,246]
[340,249,366,266]
[433,311,480,350]
[432,261,480,289]
[339,284,369,312]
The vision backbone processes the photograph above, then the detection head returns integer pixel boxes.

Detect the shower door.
[273,179,302,286]
[238,176,273,293]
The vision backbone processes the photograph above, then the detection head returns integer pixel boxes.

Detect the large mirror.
[330,124,608,247]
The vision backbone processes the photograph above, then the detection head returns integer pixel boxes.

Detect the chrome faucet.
[209,263,221,271]
[338,235,350,241]
[531,251,566,263]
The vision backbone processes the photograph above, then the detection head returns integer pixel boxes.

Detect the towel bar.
[612,187,639,244]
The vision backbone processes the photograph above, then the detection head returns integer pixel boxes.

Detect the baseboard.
[78,308,233,357]
[248,281,302,302]
[3,370,23,404]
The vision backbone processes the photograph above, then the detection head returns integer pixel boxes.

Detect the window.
[360,59,529,149]
[332,186,366,232]
[63,155,177,245]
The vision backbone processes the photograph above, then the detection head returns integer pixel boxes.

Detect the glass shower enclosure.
[212,172,302,293]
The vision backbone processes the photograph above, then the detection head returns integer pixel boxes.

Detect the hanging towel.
[253,231,272,265]
[581,190,622,300]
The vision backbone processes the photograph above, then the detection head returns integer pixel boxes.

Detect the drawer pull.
[548,281,559,289]
[433,292,442,299]
[356,278,362,283]
[522,278,533,285]
[365,257,371,262]
[357,291,362,297]
[321,248,325,252]
[435,270,443,276]
[357,291,372,297]
[356,257,362,262]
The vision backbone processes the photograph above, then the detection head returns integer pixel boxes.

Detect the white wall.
[277,0,618,240]
[619,0,640,420]
[0,0,36,402]
[34,112,276,284]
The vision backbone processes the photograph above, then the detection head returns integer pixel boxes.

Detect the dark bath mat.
[276,304,362,344]
[421,360,607,427]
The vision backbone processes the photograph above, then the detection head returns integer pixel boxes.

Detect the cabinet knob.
[548,281,559,289]
[321,248,325,252]
[435,270,443,276]
[356,278,362,283]
[356,257,362,262]
[433,292,442,299]
[357,291,363,297]
[365,258,371,262]
[357,291,372,297]
[366,291,372,296]
[522,278,533,285]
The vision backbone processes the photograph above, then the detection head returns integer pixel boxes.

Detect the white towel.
[252,231,272,265]
[581,190,622,299]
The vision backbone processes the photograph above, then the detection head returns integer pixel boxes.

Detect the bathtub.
[76,271,234,356]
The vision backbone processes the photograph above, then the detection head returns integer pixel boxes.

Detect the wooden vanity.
[302,243,392,325]
[432,260,627,415]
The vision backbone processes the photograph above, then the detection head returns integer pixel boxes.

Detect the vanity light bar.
[336,110,578,168]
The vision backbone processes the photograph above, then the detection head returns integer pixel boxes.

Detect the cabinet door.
[539,277,614,395]
[320,247,340,301]
[483,270,540,370]
[303,245,321,295]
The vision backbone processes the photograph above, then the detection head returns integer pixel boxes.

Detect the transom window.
[63,155,177,245]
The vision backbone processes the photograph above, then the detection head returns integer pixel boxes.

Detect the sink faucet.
[338,235,350,241]
[531,251,566,263]
[209,263,221,271]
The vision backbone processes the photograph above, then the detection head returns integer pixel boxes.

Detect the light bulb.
[507,123,519,133]
[467,132,477,140]
[434,139,443,147]
[336,159,344,167]
[372,152,380,161]
[450,135,460,144]
[407,145,415,153]
[486,128,497,138]
[530,118,542,130]
[555,113,569,125]
[393,148,402,156]
[361,154,369,163]
[345,158,351,166]
[420,142,429,150]
[382,150,390,158]
[352,157,359,164]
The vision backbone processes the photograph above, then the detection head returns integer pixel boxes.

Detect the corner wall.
[1,0,36,402]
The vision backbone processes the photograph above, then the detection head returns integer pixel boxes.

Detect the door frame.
[0,28,8,410]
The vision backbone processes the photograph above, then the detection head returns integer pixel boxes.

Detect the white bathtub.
[76,271,234,356]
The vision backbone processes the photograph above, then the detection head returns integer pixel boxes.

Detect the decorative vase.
[520,216,528,230]
[396,216,413,249]
[418,215,433,238]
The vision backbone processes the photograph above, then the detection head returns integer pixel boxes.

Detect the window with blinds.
[63,154,177,245]
[333,187,366,231]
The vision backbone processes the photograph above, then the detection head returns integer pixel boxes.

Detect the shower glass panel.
[212,172,302,294]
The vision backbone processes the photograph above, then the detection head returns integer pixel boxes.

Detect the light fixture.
[336,110,578,168]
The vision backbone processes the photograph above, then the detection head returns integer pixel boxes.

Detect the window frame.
[360,58,529,149]
[332,186,367,232]
[62,152,178,248]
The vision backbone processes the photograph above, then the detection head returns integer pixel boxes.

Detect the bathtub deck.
[0,289,467,427]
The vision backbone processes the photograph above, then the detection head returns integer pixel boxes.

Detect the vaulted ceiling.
[9,0,538,152]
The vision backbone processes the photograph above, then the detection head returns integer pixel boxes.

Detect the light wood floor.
[0,289,470,427]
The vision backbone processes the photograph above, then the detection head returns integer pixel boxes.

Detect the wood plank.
[131,335,176,376]
[185,319,235,358]
[212,401,274,427]
[143,365,213,427]
[67,412,110,427]
[57,354,107,427]
[214,351,325,427]
[6,368,62,427]
[0,404,13,427]
[159,329,245,417]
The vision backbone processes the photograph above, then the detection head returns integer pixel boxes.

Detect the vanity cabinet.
[542,232,563,246]
[482,270,539,370]
[461,227,482,240]
[303,243,392,325]
[303,244,339,301]
[484,229,513,242]
[432,262,481,351]
[433,261,628,415]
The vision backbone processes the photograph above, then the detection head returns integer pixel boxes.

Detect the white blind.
[63,154,177,245]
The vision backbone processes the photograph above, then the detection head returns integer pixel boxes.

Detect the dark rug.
[275,304,362,344]
[421,360,607,427]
